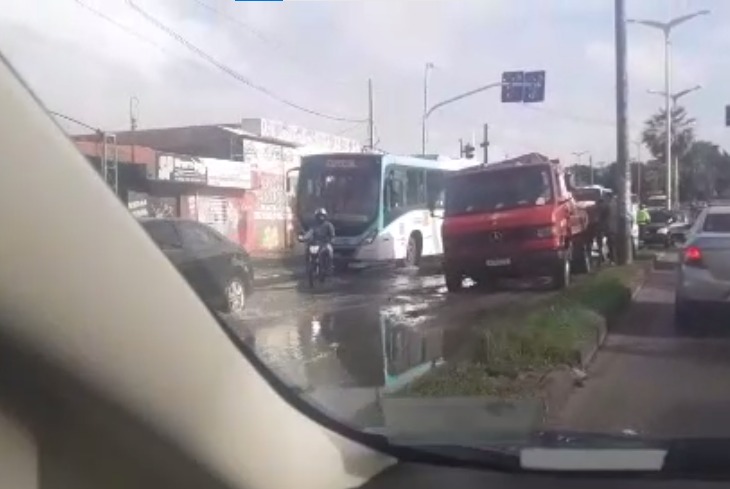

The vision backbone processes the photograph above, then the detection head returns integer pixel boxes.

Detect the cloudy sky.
[0,0,726,164]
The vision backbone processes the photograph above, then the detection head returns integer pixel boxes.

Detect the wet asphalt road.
[553,252,730,439]
[226,264,550,425]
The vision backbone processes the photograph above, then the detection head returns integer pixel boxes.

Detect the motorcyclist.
[302,208,335,272]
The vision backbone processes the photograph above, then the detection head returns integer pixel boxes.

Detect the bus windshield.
[297,155,381,234]
[445,165,554,216]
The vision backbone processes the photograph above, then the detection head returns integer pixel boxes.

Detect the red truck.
[440,153,592,292]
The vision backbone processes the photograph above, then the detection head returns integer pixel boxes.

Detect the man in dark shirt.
[303,208,335,272]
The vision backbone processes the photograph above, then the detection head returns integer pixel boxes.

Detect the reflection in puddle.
[248,296,444,398]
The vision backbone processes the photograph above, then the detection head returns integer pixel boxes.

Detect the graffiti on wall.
[127,191,177,218]
[252,171,288,251]
[196,195,241,239]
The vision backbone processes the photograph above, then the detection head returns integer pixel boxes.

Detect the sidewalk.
[545,252,730,438]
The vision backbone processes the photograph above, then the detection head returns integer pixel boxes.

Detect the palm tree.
[641,105,696,163]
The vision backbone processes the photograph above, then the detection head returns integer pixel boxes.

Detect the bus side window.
[426,170,446,210]
[386,170,405,210]
[405,169,426,207]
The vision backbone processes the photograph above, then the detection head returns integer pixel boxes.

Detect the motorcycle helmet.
[314,208,328,223]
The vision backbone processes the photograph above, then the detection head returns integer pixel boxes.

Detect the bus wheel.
[404,232,422,268]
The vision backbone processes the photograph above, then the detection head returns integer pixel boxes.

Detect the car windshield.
[9,0,730,477]
[445,166,553,216]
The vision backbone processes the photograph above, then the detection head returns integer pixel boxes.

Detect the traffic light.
[463,143,475,159]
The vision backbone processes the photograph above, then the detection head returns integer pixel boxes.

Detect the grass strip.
[400,263,647,398]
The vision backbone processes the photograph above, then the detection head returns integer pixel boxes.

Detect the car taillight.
[683,245,703,266]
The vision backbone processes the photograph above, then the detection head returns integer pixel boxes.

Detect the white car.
[675,204,730,326]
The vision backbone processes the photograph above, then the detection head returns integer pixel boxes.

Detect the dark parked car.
[641,208,690,248]
[139,218,254,316]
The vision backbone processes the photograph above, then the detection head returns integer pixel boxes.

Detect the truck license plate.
[486,258,511,267]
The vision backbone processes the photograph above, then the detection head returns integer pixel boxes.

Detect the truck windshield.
[445,166,553,216]
[297,155,381,235]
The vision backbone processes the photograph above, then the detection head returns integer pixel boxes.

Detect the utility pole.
[615,0,632,264]
[480,123,489,163]
[367,78,374,151]
[588,154,594,185]
[459,138,464,158]
[130,96,139,164]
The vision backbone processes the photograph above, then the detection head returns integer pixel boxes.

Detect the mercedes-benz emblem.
[491,231,503,242]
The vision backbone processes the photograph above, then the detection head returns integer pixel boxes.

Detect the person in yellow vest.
[636,204,651,248]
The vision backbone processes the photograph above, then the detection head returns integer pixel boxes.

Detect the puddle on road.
[235,293,449,409]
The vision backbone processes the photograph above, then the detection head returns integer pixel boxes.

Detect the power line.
[73,0,171,56]
[190,0,358,90]
[126,0,367,123]
[48,110,103,134]
[191,0,293,60]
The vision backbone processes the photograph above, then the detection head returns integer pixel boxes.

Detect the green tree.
[641,105,696,163]
[680,141,730,201]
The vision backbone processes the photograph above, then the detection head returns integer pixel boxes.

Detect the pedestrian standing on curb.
[636,204,651,246]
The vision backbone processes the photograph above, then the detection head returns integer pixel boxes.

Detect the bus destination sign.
[325,159,358,169]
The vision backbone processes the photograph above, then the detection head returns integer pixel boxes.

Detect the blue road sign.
[523,70,546,103]
[501,70,546,103]
[501,71,524,103]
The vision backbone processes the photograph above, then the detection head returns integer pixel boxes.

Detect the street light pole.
[627,10,710,210]
[421,62,434,154]
[572,150,588,183]
[647,84,701,207]
[664,33,672,209]
[422,81,504,150]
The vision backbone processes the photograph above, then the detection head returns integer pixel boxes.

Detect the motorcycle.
[299,236,329,288]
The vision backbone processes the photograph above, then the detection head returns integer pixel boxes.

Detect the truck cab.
[440,153,591,292]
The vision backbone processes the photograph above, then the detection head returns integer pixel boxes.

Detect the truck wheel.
[445,269,463,292]
[573,241,591,274]
[552,248,571,290]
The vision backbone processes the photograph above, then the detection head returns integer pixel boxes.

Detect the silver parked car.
[675,203,730,326]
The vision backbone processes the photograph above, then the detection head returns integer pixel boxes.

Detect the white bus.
[293,153,475,269]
